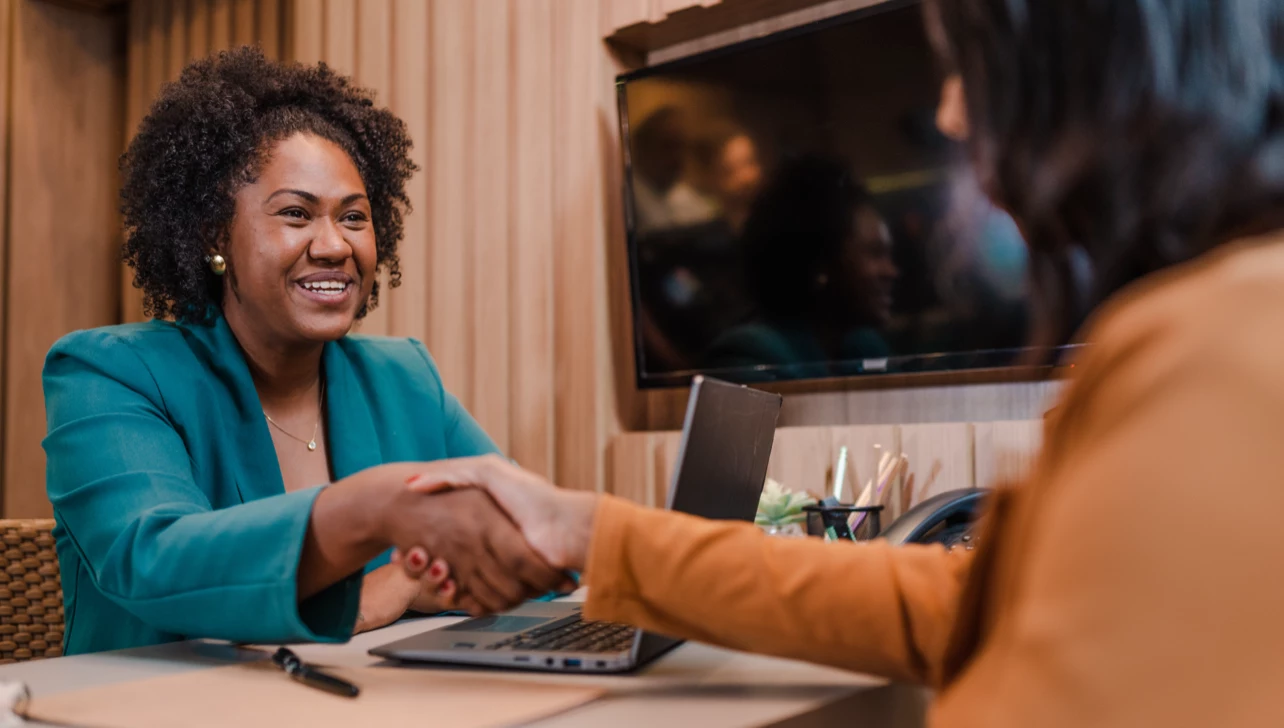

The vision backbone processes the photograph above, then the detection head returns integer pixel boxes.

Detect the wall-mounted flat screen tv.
[618,0,1070,387]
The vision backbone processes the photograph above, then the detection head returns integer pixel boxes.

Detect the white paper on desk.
[25,660,603,728]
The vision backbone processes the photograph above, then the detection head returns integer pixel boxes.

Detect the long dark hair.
[926,0,1284,350]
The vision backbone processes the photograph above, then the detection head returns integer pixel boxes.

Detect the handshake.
[330,456,600,626]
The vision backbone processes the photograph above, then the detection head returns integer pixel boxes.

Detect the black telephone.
[879,488,988,548]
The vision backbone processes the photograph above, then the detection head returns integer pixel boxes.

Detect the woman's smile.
[294,271,357,307]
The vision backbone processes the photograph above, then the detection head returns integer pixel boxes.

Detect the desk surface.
[0,616,927,727]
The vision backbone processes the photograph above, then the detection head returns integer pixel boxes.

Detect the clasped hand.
[385,456,597,618]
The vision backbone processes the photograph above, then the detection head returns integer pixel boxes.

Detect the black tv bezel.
[616,0,1067,389]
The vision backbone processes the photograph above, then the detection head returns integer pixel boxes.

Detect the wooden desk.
[0,616,928,727]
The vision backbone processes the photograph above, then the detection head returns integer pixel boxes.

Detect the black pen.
[271,647,360,698]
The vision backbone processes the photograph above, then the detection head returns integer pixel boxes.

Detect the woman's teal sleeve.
[43,332,360,644]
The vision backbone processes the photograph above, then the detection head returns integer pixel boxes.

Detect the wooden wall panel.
[387,0,428,341]
[974,419,1044,489]
[188,0,211,60]
[5,0,125,516]
[232,0,256,46]
[607,431,681,507]
[0,0,10,508]
[209,0,231,51]
[508,0,556,476]
[290,0,322,63]
[424,0,473,409]
[256,0,281,59]
[350,0,390,336]
[553,0,616,492]
[898,422,975,503]
[468,0,511,452]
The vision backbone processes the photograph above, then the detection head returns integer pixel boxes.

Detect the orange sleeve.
[583,496,974,685]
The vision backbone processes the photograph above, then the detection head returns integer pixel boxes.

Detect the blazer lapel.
[182,315,285,503]
[323,340,385,480]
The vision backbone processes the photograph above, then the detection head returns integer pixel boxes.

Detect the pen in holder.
[804,498,885,542]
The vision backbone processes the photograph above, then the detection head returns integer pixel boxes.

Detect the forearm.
[583,496,974,684]
[297,463,421,599]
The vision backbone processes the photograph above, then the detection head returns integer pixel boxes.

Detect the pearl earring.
[207,254,227,276]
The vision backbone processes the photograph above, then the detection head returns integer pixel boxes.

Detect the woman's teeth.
[301,281,349,295]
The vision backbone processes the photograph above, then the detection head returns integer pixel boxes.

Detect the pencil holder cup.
[803,503,885,542]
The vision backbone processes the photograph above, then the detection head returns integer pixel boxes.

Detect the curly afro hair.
[120,45,417,322]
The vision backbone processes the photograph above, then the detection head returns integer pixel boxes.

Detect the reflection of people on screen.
[703,155,899,379]
[693,124,764,234]
[629,106,718,234]
[927,171,1031,352]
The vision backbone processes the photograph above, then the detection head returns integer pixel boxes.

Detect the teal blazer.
[42,315,499,655]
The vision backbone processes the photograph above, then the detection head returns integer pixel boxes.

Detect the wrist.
[352,466,408,552]
[559,490,600,572]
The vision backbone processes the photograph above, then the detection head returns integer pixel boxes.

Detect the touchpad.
[444,615,548,633]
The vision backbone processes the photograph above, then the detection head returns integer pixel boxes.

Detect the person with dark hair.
[703,155,899,379]
[42,47,565,655]
[400,2,1284,723]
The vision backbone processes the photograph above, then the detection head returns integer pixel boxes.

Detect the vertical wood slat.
[6,0,125,516]
[607,432,656,507]
[144,0,169,117]
[256,0,282,59]
[121,0,168,325]
[898,422,975,505]
[322,0,356,75]
[552,0,610,492]
[188,0,211,62]
[468,0,510,452]
[387,0,429,342]
[0,0,11,511]
[974,420,1044,489]
[427,0,473,410]
[166,0,189,81]
[210,0,232,52]
[352,0,390,336]
[602,0,651,35]
[232,0,256,47]
[121,0,148,326]
[509,0,555,477]
[290,0,323,63]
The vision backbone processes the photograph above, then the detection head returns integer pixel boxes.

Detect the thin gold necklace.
[263,381,325,452]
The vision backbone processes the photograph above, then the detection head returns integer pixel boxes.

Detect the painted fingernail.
[407,550,427,570]
[428,561,445,579]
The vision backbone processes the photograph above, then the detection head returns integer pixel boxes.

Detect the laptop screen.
[665,377,782,521]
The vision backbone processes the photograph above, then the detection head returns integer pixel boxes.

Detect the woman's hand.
[378,484,568,615]
[303,460,569,619]
[403,456,600,573]
[353,547,455,634]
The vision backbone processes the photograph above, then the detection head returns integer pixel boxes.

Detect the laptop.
[370,375,783,673]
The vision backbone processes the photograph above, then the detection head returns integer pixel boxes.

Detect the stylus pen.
[272,647,360,698]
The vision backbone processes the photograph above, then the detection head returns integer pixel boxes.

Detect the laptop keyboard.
[487,616,637,653]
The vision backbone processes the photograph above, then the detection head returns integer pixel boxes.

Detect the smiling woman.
[39,47,566,656]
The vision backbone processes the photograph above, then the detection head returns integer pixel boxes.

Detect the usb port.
[514,656,530,662]
[564,659,581,668]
